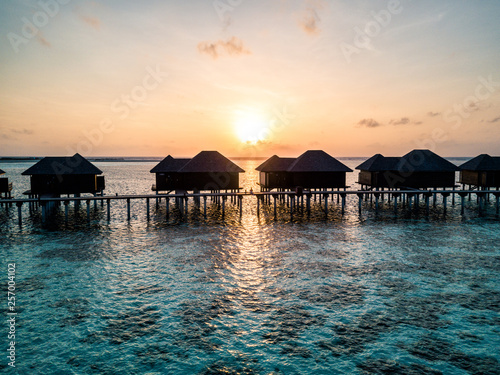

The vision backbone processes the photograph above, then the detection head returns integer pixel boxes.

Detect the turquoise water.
[1,159,499,374]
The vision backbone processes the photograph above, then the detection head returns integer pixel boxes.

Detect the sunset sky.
[1,0,500,157]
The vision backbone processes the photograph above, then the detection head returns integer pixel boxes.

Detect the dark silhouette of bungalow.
[256,150,352,190]
[151,151,244,192]
[22,153,105,196]
[150,156,191,192]
[459,154,500,188]
[356,149,458,189]
[0,168,13,199]
[255,155,294,189]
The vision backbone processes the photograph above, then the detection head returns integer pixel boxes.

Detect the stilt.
[239,196,243,217]
[64,200,69,223]
[166,197,170,220]
[442,193,449,214]
[185,197,188,217]
[16,202,22,227]
[425,193,430,216]
[357,193,363,214]
[42,203,47,223]
[306,193,311,217]
[107,199,111,221]
[257,196,260,216]
[222,196,226,217]
[459,192,467,216]
[495,193,500,216]
[273,195,277,220]
[146,198,150,221]
[87,200,91,222]
[374,193,379,214]
[203,196,207,218]
[290,195,294,221]
[341,193,346,216]
[477,192,484,216]
[393,193,399,214]
[127,198,131,221]
[324,194,328,216]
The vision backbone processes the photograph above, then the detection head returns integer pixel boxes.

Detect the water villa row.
[1,150,500,225]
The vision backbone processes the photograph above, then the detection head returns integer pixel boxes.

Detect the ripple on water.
[356,358,443,375]
[404,334,500,375]
[82,305,162,346]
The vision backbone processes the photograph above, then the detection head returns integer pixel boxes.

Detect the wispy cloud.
[390,117,410,125]
[298,0,326,36]
[489,116,500,123]
[427,111,441,117]
[1,128,35,140]
[357,118,381,128]
[80,15,100,30]
[197,37,251,59]
[390,117,423,126]
[299,8,321,35]
[11,128,34,135]
[36,32,51,48]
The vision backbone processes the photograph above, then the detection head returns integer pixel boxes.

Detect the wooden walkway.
[0,189,499,226]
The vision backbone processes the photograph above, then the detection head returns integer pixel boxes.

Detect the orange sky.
[1,0,500,157]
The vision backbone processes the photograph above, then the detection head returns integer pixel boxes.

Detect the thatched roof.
[150,155,190,173]
[179,151,244,173]
[287,150,352,172]
[356,154,400,171]
[357,150,458,172]
[0,169,5,175]
[22,153,102,175]
[397,149,458,172]
[256,155,295,172]
[459,154,500,171]
[150,151,244,174]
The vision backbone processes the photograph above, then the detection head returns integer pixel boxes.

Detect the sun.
[235,112,269,144]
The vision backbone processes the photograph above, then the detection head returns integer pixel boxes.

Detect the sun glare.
[235,112,269,144]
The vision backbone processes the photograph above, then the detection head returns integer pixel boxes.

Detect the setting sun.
[235,112,270,144]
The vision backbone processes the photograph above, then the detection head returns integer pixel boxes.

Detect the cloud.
[299,8,321,35]
[390,117,410,125]
[80,15,100,30]
[11,128,34,135]
[357,118,381,128]
[197,37,251,59]
[427,111,441,117]
[489,116,500,123]
[36,33,51,48]
[389,117,423,126]
[0,133,14,140]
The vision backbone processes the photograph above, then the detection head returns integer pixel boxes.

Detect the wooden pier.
[1,188,499,226]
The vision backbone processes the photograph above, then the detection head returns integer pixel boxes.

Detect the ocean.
[1,158,499,374]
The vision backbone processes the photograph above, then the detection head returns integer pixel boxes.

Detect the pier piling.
[127,198,131,221]
[16,202,22,226]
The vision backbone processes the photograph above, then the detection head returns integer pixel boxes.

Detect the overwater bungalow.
[256,150,352,190]
[255,155,294,190]
[21,153,105,197]
[356,149,458,189]
[151,151,244,192]
[459,154,500,188]
[0,168,13,199]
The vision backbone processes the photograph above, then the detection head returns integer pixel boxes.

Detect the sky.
[1,0,500,158]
